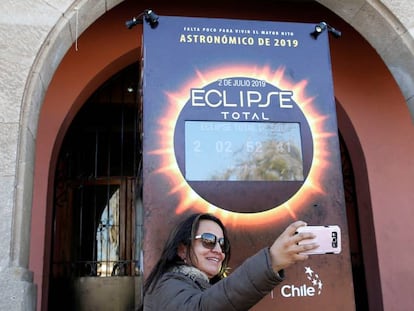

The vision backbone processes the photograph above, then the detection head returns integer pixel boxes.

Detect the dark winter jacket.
[143,248,284,310]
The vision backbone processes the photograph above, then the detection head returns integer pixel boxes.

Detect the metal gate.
[49,63,143,311]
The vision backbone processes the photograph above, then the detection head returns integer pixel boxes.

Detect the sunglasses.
[194,233,229,253]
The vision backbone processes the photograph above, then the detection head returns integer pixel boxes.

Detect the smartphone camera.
[332,232,338,248]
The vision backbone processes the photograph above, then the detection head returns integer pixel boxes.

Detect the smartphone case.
[296,225,341,254]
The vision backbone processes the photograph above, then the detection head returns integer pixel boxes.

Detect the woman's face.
[189,219,226,279]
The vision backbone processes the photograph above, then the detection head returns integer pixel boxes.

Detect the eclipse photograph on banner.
[142,14,355,310]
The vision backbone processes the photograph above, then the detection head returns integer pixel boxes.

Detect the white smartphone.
[296,225,341,254]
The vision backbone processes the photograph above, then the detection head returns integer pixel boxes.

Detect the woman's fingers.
[269,220,319,271]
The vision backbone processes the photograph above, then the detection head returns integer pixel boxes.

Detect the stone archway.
[14,1,126,310]
[316,0,414,119]
[17,3,414,264]
[16,0,126,272]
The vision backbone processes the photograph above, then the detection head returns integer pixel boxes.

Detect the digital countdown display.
[185,121,304,181]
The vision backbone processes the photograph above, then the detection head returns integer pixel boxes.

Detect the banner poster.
[142,15,355,310]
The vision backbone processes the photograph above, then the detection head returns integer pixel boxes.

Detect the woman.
[141,213,317,310]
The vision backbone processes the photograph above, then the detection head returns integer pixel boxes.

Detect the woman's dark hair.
[142,213,231,294]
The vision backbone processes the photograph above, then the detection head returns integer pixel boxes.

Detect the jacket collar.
[170,265,209,283]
